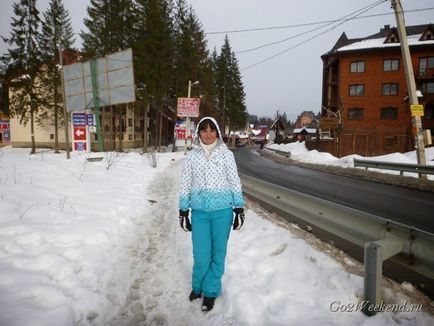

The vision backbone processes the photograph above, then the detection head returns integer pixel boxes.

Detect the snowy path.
[104,156,433,326]
[105,159,191,325]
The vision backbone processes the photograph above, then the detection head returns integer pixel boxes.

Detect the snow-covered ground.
[266,141,434,180]
[0,146,432,326]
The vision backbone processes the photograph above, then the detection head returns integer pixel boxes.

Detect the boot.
[189,291,201,301]
[201,297,216,311]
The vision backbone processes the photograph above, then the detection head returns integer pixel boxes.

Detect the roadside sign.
[0,120,10,130]
[86,114,95,126]
[411,104,424,117]
[74,141,87,151]
[72,113,87,125]
[177,97,200,117]
[71,112,90,152]
[73,126,87,141]
[174,121,194,139]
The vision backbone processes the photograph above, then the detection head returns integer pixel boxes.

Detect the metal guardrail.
[240,173,434,300]
[268,148,291,158]
[353,158,434,176]
[265,147,434,176]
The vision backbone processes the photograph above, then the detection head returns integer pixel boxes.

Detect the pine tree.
[226,52,247,130]
[172,1,215,118]
[213,37,230,130]
[1,0,42,154]
[134,0,173,100]
[81,0,136,59]
[134,0,174,148]
[213,35,247,133]
[38,0,75,153]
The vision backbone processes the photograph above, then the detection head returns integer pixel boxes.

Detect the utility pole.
[184,80,199,155]
[143,103,148,153]
[58,45,70,159]
[391,0,427,172]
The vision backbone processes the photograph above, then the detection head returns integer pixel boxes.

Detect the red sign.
[177,97,200,117]
[174,125,193,139]
[0,121,9,130]
[73,126,87,141]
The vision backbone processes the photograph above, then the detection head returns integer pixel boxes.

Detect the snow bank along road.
[233,148,434,233]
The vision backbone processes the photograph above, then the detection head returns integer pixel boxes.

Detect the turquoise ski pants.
[191,208,233,298]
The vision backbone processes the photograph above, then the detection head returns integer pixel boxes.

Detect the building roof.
[337,32,434,52]
[270,118,285,130]
[323,24,434,56]
[293,127,317,134]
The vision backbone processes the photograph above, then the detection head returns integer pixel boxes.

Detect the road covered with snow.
[0,147,432,325]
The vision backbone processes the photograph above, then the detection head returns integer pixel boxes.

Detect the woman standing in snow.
[178,116,245,312]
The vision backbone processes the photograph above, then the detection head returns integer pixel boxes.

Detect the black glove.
[233,208,245,230]
[179,210,192,232]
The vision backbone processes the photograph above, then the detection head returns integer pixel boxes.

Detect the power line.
[236,6,434,54]
[236,0,386,55]
[240,0,388,71]
[206,7,434,35]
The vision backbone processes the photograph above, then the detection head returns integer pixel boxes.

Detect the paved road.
[233,148,434,234]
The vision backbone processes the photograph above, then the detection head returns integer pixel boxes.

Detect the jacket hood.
[193,117,223,144]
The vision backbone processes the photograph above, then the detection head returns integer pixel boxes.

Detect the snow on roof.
[293,127,317,134]
[337,33,434,52]
[251,129,261,136]
[10,74,30,82]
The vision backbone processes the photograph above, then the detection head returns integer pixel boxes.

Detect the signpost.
[410,104,424,117]
[177,80,200,154]
[391,0,427,174]
[176,97,200,117]
[72,112,91,152]
[0,120,10,143]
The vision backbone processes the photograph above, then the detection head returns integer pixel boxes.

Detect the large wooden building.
[320,24,434,157]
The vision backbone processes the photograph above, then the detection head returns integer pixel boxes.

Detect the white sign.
[177,97,200,117]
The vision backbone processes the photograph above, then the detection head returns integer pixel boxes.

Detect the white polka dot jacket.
[179,117,244,212]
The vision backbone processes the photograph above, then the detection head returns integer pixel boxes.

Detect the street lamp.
[184,80,199,155]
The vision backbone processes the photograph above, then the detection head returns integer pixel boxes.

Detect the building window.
[384,136,398,148]
[348,107,364,120]
[382,83,399,95]
[128,118,133,127]
[419,57,434,76]
[349,84,364,96]
[425,105,434,120]
[421,82,434,94]
[380,107,398,120]
[50,134,54,140]
[383,59,399,71]
[350,61,365,73]
[128,134,133,141]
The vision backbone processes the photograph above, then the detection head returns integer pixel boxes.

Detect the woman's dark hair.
[198,119,219,137]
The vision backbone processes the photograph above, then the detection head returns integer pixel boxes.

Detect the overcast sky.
[1,0,433,121]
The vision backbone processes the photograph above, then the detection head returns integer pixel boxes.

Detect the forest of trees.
[1,0,248,152]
